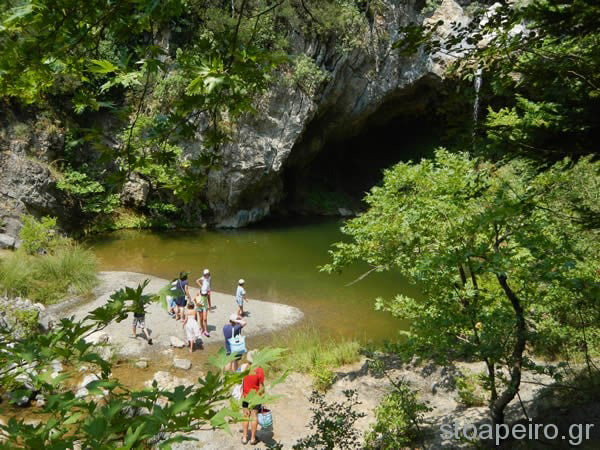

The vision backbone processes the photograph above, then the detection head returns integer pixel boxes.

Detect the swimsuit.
[195,295,209,311]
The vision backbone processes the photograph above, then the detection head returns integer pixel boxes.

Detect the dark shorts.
[174,297,187,307]
[242,401,262,411]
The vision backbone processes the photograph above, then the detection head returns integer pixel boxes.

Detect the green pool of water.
[87,218,418,344]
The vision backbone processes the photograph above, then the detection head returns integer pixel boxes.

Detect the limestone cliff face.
[205,0,469,227]
[0,0,469,242]
[0,115,66,248]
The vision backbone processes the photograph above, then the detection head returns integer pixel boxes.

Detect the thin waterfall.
[472,67,483,148]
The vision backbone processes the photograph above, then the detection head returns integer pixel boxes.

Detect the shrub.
[286,54,330,96]
[310,364,336,392]
[12,309,40,335]
[293,390,365,449]
[0,304,40,338]
[56,169,120,215]
[421,0,442,15]
[19,215,57,255]
[365,379,431,449]
[456,371,486,407]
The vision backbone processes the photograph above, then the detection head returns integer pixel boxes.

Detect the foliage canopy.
[324,149,600,424]
[0,0,375,227]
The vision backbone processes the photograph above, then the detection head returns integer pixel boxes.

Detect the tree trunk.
[485,359,497,403]
[491,273,527,425]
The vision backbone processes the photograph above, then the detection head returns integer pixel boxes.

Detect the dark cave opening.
[279,82,453,216]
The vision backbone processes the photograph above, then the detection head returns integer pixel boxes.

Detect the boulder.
[34,393,46,408]
[173,358,192,371]
[39,313,58,332]
[50,360,64,379]
[0,146,64,245]
[120,174,150,208]
[84,331,110,345]
[51,360,63,373]
[15,372,35,391]
[9,393,32,407]
[97,345,114,361]
[135,360,149,369]
[75,373,101,398]
[0,233,15,249]
[146,371,193,390]
[122,405,151,418]
[169,336,186,348]
[23,419,42,427]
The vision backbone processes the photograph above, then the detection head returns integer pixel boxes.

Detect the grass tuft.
[0,245,98,305]
[269,326,361,390]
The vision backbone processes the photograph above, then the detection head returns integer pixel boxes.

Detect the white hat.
[229,313,241,323]
[238,278,245,285]
[203,269,210,275]
[246,349,257,363]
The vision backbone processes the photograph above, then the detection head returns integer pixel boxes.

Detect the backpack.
[228,326,247,354]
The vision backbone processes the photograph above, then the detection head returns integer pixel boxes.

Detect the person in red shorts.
[240,350,264,445]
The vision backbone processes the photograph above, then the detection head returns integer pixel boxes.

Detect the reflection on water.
[87,218,419,344]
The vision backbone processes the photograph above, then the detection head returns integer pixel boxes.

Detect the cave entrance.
[280,82,449,216]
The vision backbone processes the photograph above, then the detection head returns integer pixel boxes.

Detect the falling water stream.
[472,67,483,148]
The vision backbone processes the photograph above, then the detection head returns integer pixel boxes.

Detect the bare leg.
[202,311,208,335]
[242,408,250,443]
[132,326,136,338]
[250,410,259,443]
[189,340,193,353]
[142,327,152,344]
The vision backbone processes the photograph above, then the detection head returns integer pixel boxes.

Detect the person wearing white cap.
[196,269,212,310]
[236,278,247,317]
[223,313,247,372]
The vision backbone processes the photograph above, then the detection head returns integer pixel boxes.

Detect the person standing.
[223,313,246,372]
[182,302,202,353]
[240,351,264,446]
[236,279,247,317]
[131,294,153,345]
[194,292,210,338]
[174,272,191,322]
[196,269,212,309]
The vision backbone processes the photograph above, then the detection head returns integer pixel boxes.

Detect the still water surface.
[88,218,418,343]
